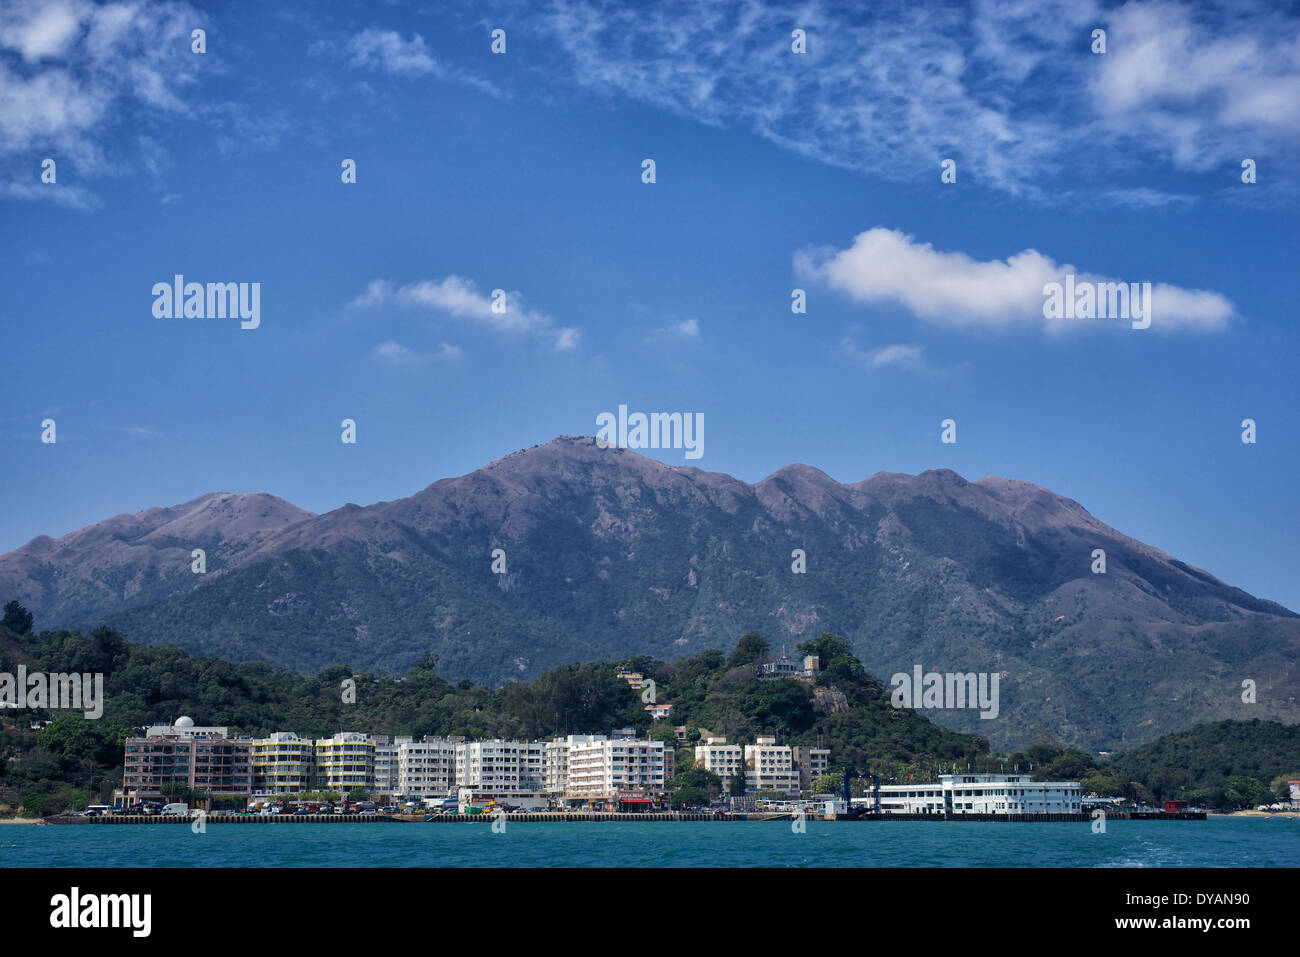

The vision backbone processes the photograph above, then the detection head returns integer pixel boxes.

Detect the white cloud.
[2,0,84,62]
[371,339,463,364]
[353,275,579,352]
[372,339,419,364]
[1104,187,1198,209]
[842,340,925,370]
[1089,2,1300,169]
[0,0,203,203]
[648,318,700,342]
[798,227,1234,332]
[348,28,438,76]
[523,0,1300,199]
[340,26,504,97]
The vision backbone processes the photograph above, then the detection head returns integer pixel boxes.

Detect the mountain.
[2,435,1296,752]
[0,492,314,626]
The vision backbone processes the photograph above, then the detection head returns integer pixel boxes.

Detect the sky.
[2,0,1298,610]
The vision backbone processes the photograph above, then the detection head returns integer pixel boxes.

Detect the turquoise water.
[5,817,1299,867]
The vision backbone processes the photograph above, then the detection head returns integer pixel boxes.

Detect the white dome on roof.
[175,716,195,729]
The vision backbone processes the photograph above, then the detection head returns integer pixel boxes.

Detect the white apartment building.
[455,740,546,799]
[397,737,457,799]
[694,736,744,788]
[372,736,400,796]
[745,736,800,797]
[870,774,1083,815]
[545,736,606,795]
[566,737,666,803]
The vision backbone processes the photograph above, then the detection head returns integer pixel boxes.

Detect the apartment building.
[694,736,744,789]
[544,735,605,795]
[455,740,546,800]
[792,746,831,790]
[372,735,400,797]
[566,737,666,804]
[397,737,457,799]
[120,717,251,804]
[314,733,375,794]
[744,735,799,797]
[250,732,315,796]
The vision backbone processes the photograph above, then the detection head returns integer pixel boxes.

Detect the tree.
[1223,775,1270,809]
[669,786,709,809]
[727,633,769,670]
[2,600,33,635]
[89,626,128,665]
[669,767,723,798]
[729,770,747,797]
[1269,773,1300,802]
[812,772,841,795]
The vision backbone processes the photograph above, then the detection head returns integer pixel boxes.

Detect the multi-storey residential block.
[455,740,546,801]
[566,737,666,805]
[397,737,457,799]
[314,733,375,795]
[744,735,799,796]
[792,746,831,790]
[695,736,744,789]
[120,717,251,805]
[372,735,400,797]
[544,735,606,796]
[251,732,315,796]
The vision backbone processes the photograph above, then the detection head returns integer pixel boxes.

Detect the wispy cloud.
[335,25,503,97]
[0,0,206,204]
[842,339,925,371]
[348,28,438,76]
[352,275,579,352]
[1103,187,1198,210]
[522,0,1300,200]
[121,424,161,439]
[797,227,1234,332]
[1089,1,1300,170]
[647,318,700,342]
[371,339,463,365]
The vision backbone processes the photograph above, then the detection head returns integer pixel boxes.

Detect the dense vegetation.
[2,602,1296,815]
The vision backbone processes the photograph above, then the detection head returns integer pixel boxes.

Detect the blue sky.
[2,0,1298,610]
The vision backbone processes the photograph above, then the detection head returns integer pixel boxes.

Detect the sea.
[4,817,1300,867]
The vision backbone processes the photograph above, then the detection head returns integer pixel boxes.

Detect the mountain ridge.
[2,435,1295,751]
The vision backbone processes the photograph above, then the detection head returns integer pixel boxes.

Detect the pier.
[48,808,1205,824]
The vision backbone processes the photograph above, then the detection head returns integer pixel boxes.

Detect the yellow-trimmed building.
[314,732,375,794]
[251,732,316,795]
